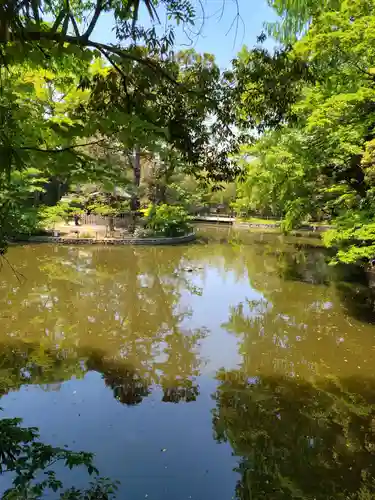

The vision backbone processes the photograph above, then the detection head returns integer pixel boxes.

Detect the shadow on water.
[227,226,375,324]
[212,370,375,500]
[331,264,375,325]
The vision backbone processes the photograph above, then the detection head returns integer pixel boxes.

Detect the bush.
[132,226,155,238]
[6,207,41,239]
[80,232,94,239]
[143,204,192,237]
[38,203,77,229]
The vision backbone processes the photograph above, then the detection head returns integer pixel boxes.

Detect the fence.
[80,214,132,228]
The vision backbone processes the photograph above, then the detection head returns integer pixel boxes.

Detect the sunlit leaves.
[233,0,375,264]
[266,0,341,42]
[232,45,311,131]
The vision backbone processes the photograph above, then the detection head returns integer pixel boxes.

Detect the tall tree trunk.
[156,183,167,204]
[131,147,141,212]
[156,166,173,204]
[129,147,141,233]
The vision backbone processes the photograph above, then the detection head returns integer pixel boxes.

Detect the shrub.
[143,204,191,237]
[132,226,155,238]
[80,232,94,239]
[7,207,41,239]
[38,203,77,229]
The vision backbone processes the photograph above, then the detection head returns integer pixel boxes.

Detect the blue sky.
[92,0,279,69]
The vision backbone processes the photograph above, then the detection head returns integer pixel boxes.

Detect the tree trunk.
[156,183,167,204]
[155,164,173,205]
[128,147,141,233]
[131,147,141,212]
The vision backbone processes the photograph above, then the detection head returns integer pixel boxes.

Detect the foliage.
[39,202,76,229]
[232,0,375,264]
[0,167,48,245]
[166,176,207,213]
[0,413,117,499]
[82,49,241,185]
[323,212,375,265]
[165,173,236,214]
[143,204,192,237]
[266,0,340,42]
[88,202,125,219]
[231,45,312,131]
[0,0,195,73]
[234,128,325,227]
[0,62,104,249]
[0,0,241,255]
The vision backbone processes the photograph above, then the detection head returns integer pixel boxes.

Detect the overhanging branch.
[18,139,107,153]
[8,30,179,85]
[82,0,103,41]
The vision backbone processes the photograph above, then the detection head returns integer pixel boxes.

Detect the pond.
[1,225,375,499]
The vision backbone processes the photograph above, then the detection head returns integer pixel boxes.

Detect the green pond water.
[1,226,375,499]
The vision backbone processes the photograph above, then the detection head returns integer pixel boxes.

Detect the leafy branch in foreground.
[0,0,195,81]
[0,414,118,499]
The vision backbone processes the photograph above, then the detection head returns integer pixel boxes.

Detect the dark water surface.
[2,226,375,499]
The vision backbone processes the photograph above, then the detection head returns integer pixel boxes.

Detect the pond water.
[1,226,375,499]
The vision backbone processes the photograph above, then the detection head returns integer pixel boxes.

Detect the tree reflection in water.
[0,341,203,406]
[212,236,375,499]
[3,232,375,499]
[86,353,151,406]
[0,245,208,405]
[212,371,375,500]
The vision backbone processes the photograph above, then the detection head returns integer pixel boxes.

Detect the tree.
[233,128,326,227]
[0,0,195,75]
[0,166,49,249]
[232,0,375,263]
[82,48,240,186]
[0,0,242,254]
[266,0,340,42]
[0,61,111,249]
[231,44,312,132]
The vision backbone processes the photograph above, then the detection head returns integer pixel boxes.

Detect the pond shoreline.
[233,221,331,232]
[15,232,197,246]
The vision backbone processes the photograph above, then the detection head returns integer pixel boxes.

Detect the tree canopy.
[232,0,375,264]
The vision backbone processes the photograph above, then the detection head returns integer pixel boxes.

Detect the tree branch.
[51,10,65,33]
[69,14,81,38]
[98,48,132,113]
[18,139,107,153]
[82,0,103,41]
[66,0,80,37]
[9,31,179,85]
